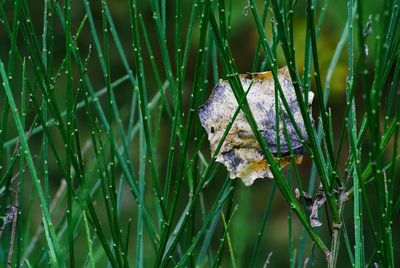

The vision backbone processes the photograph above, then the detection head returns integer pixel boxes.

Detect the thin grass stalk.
[42,0,54,221]
[388,54,400,219]
[0,0,21,181]
[149,0,178,106]
[19,1,69,143]
[40,32,125,266]
[200,179,234,266]
[288,171,295,268]
[153,1,210,265]
[136,114,146,268]
[305,0,336,171]
[138,15,172,120]
[248,2,339,223]
[236,1,332,259]
[0,60,65,266]
[101,2,126,264]
[55,2,141,194]
[90,119,122,266]
[78,86,120,267]
[3,75,128,149]
[378,3,399,266]
[15,58,27,268]
[357,0,399,264]
[221,212,237,268]
[249,183,277,267]
[346,1,364,267]
[251,0,271,72]
[128,0,167,221]
[102,3,137,86]
[82,212,95,268]
[159,1,198,203]
[265,0,341,223]
[64,0,75,266]
[81,0,137,179]
[158,71,255,266]
[17,1,87,182]
[176,180,233,267]
[136,12,177,204]
[48,8,159,249]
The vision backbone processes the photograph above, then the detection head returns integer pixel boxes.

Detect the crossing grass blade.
[0,60,65,266]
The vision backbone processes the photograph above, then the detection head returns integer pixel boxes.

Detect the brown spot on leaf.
[198,66,314,186]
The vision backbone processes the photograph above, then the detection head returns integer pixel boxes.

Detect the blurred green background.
[0,0,396,267]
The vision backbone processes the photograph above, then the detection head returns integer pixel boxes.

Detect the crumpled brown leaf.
[295,185,327,228]
[198,66,314,186]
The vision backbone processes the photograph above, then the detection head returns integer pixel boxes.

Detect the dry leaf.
[199,66,314,186]
[295,185,326,228]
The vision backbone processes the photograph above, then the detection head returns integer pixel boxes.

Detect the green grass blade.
[0,60,65,267]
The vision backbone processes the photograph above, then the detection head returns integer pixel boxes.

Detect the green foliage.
[0,0,399,267]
